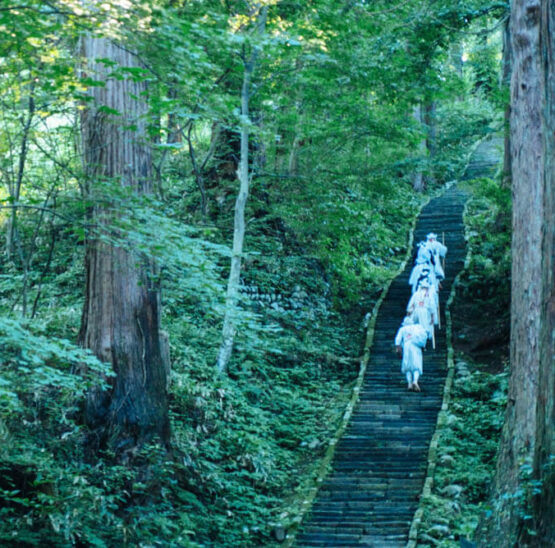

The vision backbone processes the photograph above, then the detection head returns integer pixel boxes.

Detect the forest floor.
[452,293,509,373]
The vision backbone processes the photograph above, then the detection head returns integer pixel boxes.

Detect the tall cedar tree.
[478,0,554,545]
[79,34,169,449]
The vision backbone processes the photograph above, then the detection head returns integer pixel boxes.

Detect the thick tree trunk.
[531,2,555,543]
[477,1,555,545]
[79,36,169,448]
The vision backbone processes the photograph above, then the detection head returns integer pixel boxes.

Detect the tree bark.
[502,17,512,188]
[79,35,169,448]
[477,1,555,545]
[411,104,426,192]
[424,101,436,186]
[531,2,555,543]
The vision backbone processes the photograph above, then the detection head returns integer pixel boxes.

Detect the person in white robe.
[425,232,447,280]
[425,278,440,325]
[415,274,440,324]
[407,280,436,340]
[395,316,427,391]
[416,241,432,264]
[409,264,435,294]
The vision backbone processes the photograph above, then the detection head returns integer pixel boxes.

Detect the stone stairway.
[294,185,468,547]
[462,136,503,180]
[294,137,502,548]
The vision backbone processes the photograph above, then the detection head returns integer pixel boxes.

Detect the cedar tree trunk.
[79,35,169,448]
[411,104,426,192]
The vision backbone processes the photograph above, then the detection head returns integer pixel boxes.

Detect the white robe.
[427,284,439,324]
[407,288,436,339]
[395,324,427,374]
[409,264,435,293]
[426,240,447,279]
[416,244,432,265]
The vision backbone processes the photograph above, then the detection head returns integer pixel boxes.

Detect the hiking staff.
[432,325,436,350]
[442,232,446,272]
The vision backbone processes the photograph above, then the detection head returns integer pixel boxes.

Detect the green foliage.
[418,360,508,546]
[0,316,112,415]
[0,316,121,546]
[462,175,511,306]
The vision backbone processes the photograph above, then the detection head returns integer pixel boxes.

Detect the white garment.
[395,324,427,375]
[406,370,420,385]
[427,284,439,324]
[416,243,432,265]
[407,287,436,339]
[426,239,447,279]
[409,264,435,293]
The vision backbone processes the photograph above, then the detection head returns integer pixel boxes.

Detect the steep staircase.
[294,138,502,547]
[295,185,467,547]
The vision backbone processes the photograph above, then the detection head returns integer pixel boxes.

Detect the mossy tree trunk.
[79,33,169,449]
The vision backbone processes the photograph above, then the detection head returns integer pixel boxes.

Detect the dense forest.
[0,1,552,547]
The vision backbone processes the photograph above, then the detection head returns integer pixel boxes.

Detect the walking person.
[425,232,447,280]
[395,316,428,391]
[409,264,435,294]
[406,279,436,341]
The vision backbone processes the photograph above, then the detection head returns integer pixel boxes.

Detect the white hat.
[427,233,437,240]
[402,316,414,326]
[419,279,430,288]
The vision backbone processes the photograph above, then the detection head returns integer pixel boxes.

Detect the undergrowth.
[0,176,422,546]
[417,356,508,546]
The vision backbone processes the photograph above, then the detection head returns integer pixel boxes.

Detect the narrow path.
[295,186,467,547]
[295,139,502,547]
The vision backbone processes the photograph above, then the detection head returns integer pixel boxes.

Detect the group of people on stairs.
[395,233,448,392]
